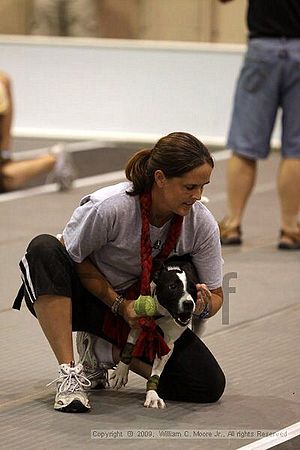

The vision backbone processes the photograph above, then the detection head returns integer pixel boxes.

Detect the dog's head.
[152,256,198,327]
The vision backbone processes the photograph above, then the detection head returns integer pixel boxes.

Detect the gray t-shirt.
[63,181,223,292]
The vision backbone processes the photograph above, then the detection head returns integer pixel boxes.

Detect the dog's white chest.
[156,316,187,343]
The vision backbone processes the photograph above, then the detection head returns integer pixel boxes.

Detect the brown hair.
[125,132,214,195]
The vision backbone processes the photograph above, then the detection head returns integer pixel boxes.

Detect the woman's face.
[153,162,213,217]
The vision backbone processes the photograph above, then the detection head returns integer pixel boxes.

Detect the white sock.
[94,336,114,365]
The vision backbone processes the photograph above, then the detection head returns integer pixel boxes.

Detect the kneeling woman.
[14,132,226,412]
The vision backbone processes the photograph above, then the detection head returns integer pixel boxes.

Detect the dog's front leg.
[144,319,185,408]
[144,344,174,409]
[110,328,139,390]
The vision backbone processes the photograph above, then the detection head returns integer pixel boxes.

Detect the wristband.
[199,301,210,319]
[193,299,210,319]
[111,294,125,315]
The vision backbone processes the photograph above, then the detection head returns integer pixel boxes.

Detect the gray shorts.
[227,38,300,160]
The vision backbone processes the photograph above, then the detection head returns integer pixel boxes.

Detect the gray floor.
[0,141,299,450]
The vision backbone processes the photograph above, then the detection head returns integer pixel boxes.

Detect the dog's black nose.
[182,300,194,312]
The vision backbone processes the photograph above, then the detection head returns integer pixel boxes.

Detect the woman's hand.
[194,283,211,315]
[119,299,141,328]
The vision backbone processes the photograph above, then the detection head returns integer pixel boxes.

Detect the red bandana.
[133,191,183,358]
[139,190,183,295]
[103,190,183,361]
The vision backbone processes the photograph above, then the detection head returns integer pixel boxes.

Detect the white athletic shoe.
[47,362,91,413]
[76,332,114,389]
[47,143,77,191]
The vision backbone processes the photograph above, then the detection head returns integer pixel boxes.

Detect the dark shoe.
[219,219,242,246]
[278,228,300,250]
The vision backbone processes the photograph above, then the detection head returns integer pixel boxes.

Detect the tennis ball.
[134,295,157,316]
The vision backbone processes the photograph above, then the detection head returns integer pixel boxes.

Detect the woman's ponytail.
[125,148,152,195]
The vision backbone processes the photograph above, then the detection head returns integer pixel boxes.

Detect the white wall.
[1,36,279,145]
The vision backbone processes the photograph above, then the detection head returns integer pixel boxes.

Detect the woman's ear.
[154,170,166,188]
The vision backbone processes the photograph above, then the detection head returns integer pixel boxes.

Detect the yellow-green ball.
[134,295,157,316]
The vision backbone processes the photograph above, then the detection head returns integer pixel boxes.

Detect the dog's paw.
[110,361,129,389]
[144,390,166,409]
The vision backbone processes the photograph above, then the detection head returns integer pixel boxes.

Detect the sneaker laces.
[47,365,91,393]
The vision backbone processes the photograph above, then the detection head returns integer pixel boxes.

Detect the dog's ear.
[152,259,165,283]
[187,280,198,301]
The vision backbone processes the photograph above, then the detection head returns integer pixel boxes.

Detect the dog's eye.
[169,283,177,291]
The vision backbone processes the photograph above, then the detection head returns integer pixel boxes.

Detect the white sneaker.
[76,332,114,389]
[47,362,91,413]
[48,143,77,191]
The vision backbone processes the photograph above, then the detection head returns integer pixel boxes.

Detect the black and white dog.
[110,255,203,408]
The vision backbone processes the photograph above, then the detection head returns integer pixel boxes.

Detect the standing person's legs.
[277,42,300,249]
[221,154,257,242]
[277,158,300,237]
[220,39,280,245]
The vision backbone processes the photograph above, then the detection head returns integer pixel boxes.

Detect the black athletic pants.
[15,234,226,403]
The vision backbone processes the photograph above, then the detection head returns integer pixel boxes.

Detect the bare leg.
[1,154,56,191]
[33,295,74,365]
[0,73,13,150]
[0,73,63,192]
[277,158,300,242]
[0,99,12,150]
[225,153,257,229]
